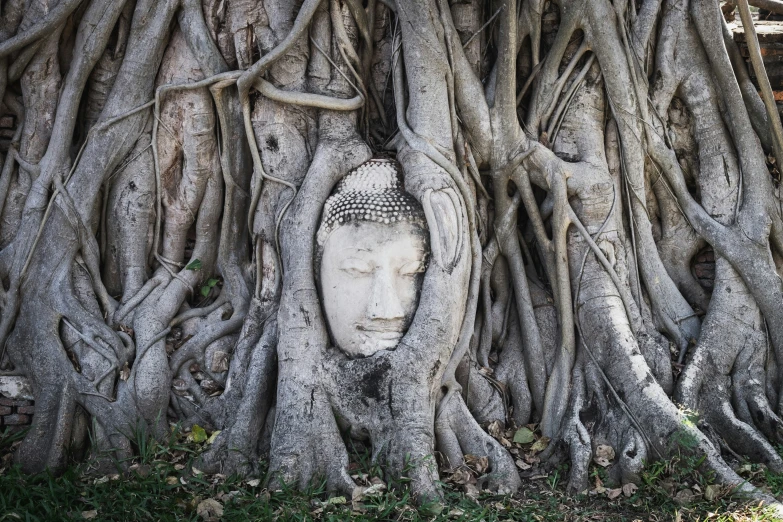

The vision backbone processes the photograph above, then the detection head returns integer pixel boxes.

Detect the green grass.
[1,427,783,522]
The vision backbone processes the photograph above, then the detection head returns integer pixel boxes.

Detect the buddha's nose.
[366,268,405,322]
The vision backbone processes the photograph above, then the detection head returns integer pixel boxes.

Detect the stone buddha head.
[317,159,429,358]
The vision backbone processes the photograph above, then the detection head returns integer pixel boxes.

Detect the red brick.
[0,397,31,407]
[694,264,714,278]
[3,414,30,425]
[17,406,34,415]
[0,407,10,416]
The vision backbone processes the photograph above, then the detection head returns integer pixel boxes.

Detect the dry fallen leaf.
[704,484,721,501]
[593,444,615,467]
[447,467,475,485]
[622,483,638,497]
[523,452,541,465]
[351,482,386,502]
[172,379,189,396]
[196,498,223,522]
[216,490,240,503]
[606,488,623,500]
[487,420,503,439]
[81,510,98,520]
[530,436,550,453]
[464,483,480,499]
[200,379,222,395]
[119,362,130,382]
[593,475,606,494]
[210,351,230,372]
[515,459,531,470]
[363,483,386,497]
[674,488,698,505]
[659,479,675,494]
[464,454,489,474]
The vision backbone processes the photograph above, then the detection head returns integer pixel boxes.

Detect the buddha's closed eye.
[399,260,426,276]
[339,258,374,275]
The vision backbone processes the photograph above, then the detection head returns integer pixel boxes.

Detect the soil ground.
[2,424,782,521]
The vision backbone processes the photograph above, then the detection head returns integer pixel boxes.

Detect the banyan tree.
[3,0,783,507]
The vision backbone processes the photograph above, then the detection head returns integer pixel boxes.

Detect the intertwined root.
[4,0,783,508]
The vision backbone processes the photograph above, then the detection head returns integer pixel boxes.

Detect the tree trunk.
[1,0,783,508]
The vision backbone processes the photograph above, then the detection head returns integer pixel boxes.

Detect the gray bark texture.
[2,0,783,509]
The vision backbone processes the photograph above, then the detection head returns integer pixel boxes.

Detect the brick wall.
[0,376,34,432]
[0,393,33,436]
[0,396,33,431]
[693,247,716,290]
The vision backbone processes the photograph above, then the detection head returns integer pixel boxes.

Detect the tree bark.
[1,0,783,509]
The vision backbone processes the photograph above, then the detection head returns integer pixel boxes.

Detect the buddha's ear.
[421,187,464,271]
[395,144,466,271]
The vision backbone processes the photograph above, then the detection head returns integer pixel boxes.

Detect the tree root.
[436,392,521,494]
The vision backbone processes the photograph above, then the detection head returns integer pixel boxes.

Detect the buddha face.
[320,220,428,357]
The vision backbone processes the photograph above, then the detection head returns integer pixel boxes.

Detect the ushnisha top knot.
[317,159,427,246]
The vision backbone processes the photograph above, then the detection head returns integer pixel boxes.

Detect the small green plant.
[764,467,783,497]
[641,458,667,486]
[2,428,783,522]
[0,426,27,453]
[548,464,568,491]
[348,438,384,480]
[200,277,220,297]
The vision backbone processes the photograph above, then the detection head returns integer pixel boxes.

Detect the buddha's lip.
[356,324,403,337]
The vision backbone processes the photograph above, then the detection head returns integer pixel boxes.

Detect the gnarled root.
[436,393,521,494]
[197,314,277,476]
